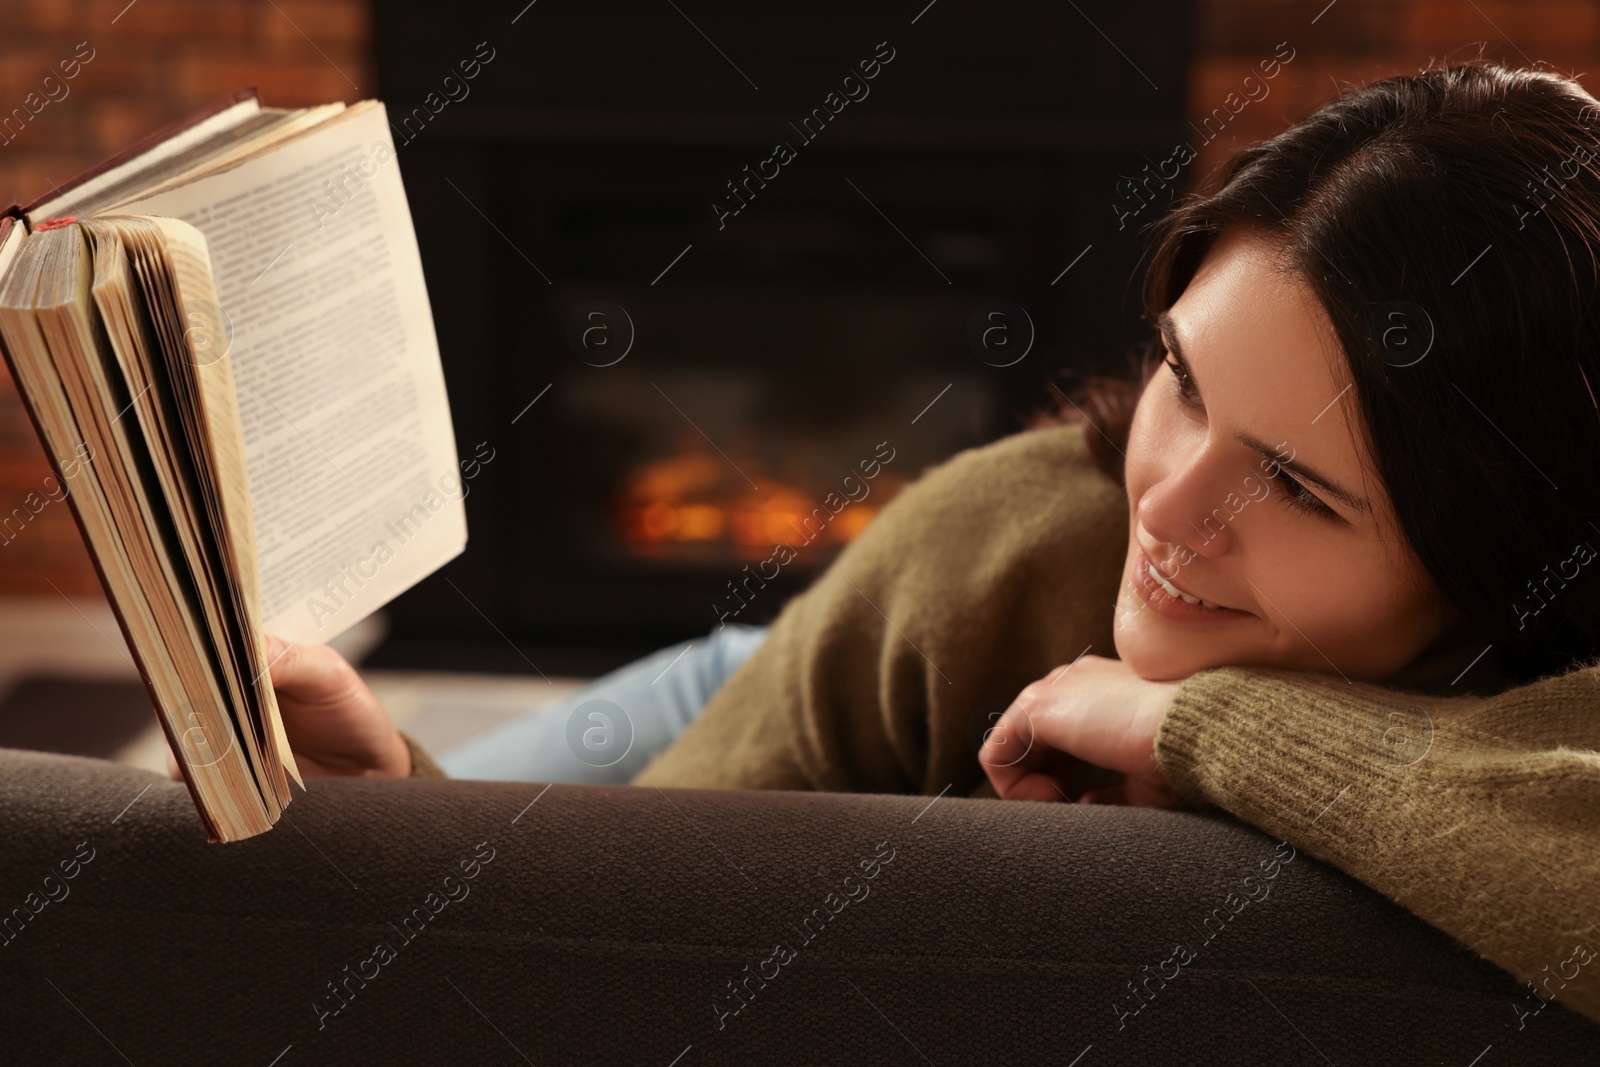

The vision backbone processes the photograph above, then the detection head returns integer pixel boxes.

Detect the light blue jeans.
[436,622,772,784]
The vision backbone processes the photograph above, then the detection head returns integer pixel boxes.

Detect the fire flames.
[619,445,900,562]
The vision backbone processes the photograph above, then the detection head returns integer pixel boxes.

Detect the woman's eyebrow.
[1235,431,1372,515]
[1156,310,1373,516]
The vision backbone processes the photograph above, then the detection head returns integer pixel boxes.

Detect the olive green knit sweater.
[414,421,1600,1026]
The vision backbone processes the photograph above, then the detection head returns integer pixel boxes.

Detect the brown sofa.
[2,745,1595,1064]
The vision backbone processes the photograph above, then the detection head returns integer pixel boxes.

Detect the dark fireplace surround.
[366,2,1193,674]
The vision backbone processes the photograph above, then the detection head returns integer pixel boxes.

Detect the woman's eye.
[1164,355,1200,403]
[1276,473,1336,520]
[1160,345,1335,521]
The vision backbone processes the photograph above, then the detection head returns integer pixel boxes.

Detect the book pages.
[114,102,466,645]
[28,95,264,221]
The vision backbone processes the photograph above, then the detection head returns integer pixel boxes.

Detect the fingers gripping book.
[0,91,466,842]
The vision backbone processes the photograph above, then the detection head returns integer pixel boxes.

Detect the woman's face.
[1112,227,1459,684]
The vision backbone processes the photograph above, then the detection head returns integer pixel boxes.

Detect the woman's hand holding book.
[165,634,411,780]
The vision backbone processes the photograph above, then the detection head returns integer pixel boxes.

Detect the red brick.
[1406,1,1596,49]
[177,50,370,106]
[0,395,42,461]
[0,42,77,100]
[86,96,172,156]
[86,0,252,39]
[7,0,93,35]
[249,0,369,50]
[57,49,169,100]
[1201,0,1396,55]
[13,85,99,157]
[0,151,106,210]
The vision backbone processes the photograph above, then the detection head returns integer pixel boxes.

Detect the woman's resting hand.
[978,654,1182,807]
[165,633,410,780]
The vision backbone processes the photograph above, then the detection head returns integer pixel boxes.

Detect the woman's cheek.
[1269,548,1406,677]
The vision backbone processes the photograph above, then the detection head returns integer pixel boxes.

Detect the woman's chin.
[1123,655,1193,683]
[1112,599,1207,681]
[1113,607,1190,675]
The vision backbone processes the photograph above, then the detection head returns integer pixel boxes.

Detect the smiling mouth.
[1145,560,1226,610]
[1132,549,1251,620]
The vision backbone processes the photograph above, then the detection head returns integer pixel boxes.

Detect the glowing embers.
[619,439,900,564]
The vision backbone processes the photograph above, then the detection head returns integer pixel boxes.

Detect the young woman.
[210,60,1600,1025]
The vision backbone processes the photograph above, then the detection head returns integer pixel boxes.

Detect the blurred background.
[0,0,1589,761]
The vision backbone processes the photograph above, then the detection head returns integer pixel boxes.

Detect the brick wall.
[1188,0,1600,181]
[0,0,1591,599]
[0,0,369,596]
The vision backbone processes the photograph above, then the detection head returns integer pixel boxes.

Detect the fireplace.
[368,2,1193,674]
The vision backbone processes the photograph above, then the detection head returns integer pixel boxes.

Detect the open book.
[0,91,466,842]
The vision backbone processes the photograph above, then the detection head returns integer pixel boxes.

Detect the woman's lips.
[1132,550,1252,623]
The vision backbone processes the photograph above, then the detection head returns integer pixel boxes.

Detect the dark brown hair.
[1030,59,1600,685]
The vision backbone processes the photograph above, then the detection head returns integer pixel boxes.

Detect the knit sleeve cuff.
[1152,665,1416,830]
[1152,661,1600,1030]
[399,728,449,779]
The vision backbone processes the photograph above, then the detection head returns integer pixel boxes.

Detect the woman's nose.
[1136,458,1235,558]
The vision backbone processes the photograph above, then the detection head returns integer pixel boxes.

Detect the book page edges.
[103,103,351,212]
[0,218,225,830]
[25,90,263,222]
[148,216,302,791]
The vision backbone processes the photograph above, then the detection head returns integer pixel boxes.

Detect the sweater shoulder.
[925,420,1118,492]
[866,421,1126,555]
[777,420,1131,633]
